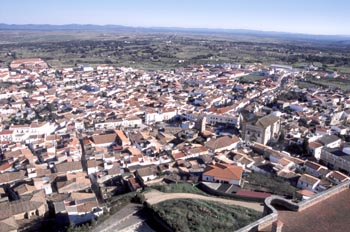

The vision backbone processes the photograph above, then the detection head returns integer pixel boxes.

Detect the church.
[240,111,281,145]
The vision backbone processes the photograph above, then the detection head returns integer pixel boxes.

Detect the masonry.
[236,180,350,232]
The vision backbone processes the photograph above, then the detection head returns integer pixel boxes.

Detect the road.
[144,190,263,212]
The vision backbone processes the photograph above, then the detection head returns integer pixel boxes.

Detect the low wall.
[236,180,350,232]
[236,196,278,232]
[198,182,265,203]
[298,179,350,211]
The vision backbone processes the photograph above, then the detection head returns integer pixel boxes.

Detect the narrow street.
[78,133,104,204]
[78,134,88,172]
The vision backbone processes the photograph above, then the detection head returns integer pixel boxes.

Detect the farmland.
[1,30,350,73]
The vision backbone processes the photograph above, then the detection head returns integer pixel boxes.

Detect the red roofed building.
[202,163,243,186]
[10,58,48,70]
[236,190,271,199]
[172,152,186,160]
[308,141,323,160]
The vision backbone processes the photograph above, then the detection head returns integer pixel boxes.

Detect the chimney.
[272,220,284,232]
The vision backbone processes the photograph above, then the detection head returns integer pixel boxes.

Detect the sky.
[0,0,349,35]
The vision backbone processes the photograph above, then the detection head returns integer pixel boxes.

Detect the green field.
[245,172,298,197]
[1,30,350,72]
[151,199,262,232]
[297,77,350,92]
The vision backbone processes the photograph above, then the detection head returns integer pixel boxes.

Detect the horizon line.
[1,23,350,37]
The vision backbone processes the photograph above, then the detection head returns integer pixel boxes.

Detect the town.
[1,57,350,232]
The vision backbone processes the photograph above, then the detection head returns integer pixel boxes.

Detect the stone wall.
[236,180,350,232]
[197,182,266,203]
[236,197,278,232]
[298,179,350,211]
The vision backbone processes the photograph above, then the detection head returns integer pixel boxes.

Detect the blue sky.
[0,0,349,35]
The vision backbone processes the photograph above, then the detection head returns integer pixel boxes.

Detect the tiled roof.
[55,161,82,173]
[92,133,117,145]
[203,163,242,181]
[0,170,26,184]
[205,135,240,151]
[299,174,320,186]
[256,114,280,128]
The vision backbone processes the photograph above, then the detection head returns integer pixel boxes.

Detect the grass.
[298,77,350,92]
[239,74,266,83]
[151,199,262,232]
[0,81,13,88]
[296,80,320,89]
[1,30,349,72]
[149,183,208,196]
[245,172,298,198]
[335,66,350,74]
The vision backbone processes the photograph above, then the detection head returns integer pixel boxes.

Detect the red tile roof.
[203,163,243,181]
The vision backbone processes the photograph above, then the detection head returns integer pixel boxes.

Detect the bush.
[150,199,262,232]
[151,183,207,195]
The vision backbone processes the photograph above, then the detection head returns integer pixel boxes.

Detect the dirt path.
[144,190,264,212]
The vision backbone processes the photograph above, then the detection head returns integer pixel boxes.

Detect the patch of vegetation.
[239,74,266,83]
[296,80,321,89]
[308,77,350,92]
[2,31,350,73]
[277,90,308,101]
[0,81,13,88]
[245,172,298,198]
[151,199,262,232]
[149,183,208,196]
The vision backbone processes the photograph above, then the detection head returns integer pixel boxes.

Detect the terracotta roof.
[308,141,323,149]
[299,174,320,186]
[188,146,208,155]
[236,190,271,199]
[92,133,116,145]
[70,192,95,201]
[0,161,13,172]
[173,152,185,160]
[115,130,129,143]
[297,189,315,197]
[136,165,158,177]
[203,163,243,181]
[205,135,240,151]
[256,114,280,128]
[13,184,37,195]
[0,170,26,184]
[0,200,44,218]
[304,160,324,171]
[76,200,98,213]
[328,171,350,182]
[0,130,13,135]
[55,161,82,173]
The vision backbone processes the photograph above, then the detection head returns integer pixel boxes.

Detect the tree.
[302,139,309,155]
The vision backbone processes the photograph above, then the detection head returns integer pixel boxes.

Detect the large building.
[320,144,350,174]
[10,58,48,70]
[241,112,281,145]
[202,163,243,186]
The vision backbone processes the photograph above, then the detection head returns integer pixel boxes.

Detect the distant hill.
[1,23,350,42]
